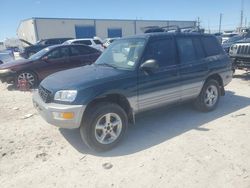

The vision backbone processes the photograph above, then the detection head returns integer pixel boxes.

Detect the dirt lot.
[0,70,250,188]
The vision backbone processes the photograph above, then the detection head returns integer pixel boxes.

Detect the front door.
[138,37,181,112]
[34,46,70,80]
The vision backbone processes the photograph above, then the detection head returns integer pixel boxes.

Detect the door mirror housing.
[140,59,159,73]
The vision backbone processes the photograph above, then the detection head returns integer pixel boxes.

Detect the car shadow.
[6,84,37,92]
[233,71,250,81]
[59,91,250,157]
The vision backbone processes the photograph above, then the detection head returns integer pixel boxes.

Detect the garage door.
[75,26,96,38]
[108,28,122,38]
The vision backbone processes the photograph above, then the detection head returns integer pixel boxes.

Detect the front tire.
[194,79,221,112]
[80,102,128,152]
[15,71,38,89]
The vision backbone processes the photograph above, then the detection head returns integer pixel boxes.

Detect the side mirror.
[140,59,159,73]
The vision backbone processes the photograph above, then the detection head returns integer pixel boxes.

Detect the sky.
[0,0,249,41]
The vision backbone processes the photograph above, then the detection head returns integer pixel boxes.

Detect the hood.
[19,39,33,46]
[40,64,129,92]
[235,38,250,44]
[0,59,32,69]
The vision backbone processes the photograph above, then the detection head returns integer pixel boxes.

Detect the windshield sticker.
[127,61,135,66]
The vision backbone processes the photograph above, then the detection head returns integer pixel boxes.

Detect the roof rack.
[142,25,204,34]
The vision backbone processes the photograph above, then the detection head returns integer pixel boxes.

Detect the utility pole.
[197,17,200,29]
[240,0,244,29]
[219,13,223,33]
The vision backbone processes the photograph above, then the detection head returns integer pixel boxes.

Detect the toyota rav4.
[33,32,232,151]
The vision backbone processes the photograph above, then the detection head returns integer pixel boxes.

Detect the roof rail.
[142,25,204,34]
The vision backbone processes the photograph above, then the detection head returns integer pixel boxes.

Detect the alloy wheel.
[94,113,123,145]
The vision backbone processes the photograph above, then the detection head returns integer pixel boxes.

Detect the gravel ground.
[0,70,250,188]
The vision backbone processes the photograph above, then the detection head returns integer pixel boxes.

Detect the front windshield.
[29,47,50,60]
[95,38,146,70]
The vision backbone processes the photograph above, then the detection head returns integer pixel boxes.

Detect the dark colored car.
[0,44,101,87]
[33,32,232,152]
[20,38,73,58]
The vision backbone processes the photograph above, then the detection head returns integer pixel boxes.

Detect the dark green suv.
[33,32,232,151]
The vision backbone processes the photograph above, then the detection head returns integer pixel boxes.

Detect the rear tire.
[194,79,221,112]
[80,102,128,152]
[0,60,3,64]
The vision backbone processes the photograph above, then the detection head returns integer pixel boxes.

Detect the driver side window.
[144,38,177,67]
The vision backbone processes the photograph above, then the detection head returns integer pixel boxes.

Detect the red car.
[0,44,101,87]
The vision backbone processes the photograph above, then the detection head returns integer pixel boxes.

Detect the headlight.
[0,69,11,74]
[54,90,77,102]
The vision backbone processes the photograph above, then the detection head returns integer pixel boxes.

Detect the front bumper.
[32,90,85,129]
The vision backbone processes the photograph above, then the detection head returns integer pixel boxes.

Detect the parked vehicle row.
[19,38,73,59]
[19,37,114,59]
[32,32,232,152]
[0,44,101,87]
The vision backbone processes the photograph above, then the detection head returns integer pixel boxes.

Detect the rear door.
[138,36,181,111]
[69,45,99,67]
[176,36,208,101]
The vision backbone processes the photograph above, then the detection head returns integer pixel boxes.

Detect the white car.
[63,38,104,51]
[103,38,120,48]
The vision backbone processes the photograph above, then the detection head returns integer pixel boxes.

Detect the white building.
[17,17,196,44]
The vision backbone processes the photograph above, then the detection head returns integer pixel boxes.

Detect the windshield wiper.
[99,63,118,69]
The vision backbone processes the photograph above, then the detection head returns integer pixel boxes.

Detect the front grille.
[38,85,52,103]
[237,45,250,55]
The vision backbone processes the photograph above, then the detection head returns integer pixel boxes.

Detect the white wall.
[168,21,196,28]
[18,18,196,42]
[96,20,135,39]
[36,19,95,40]
[17,19,36,44]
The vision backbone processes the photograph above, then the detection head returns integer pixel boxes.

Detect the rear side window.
[144,38,177,67]
[73,40,92,45]
[202,36,223,56]
[94,40,102,45]
[177,38,196,63]
[70,46,93,56]
[192,37,205,59]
